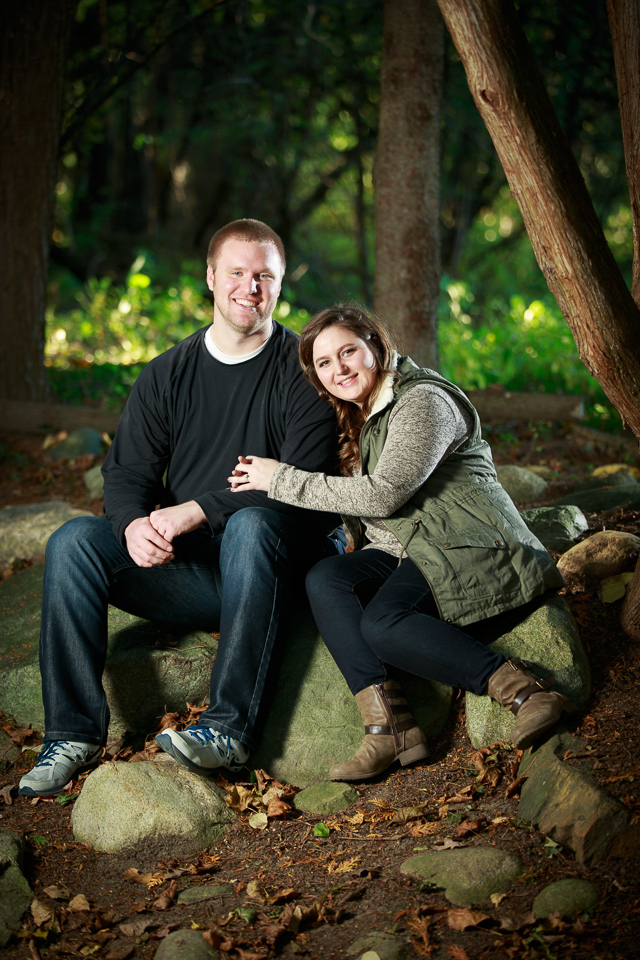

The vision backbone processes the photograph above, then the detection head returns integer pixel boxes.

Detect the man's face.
[207,239,283,338]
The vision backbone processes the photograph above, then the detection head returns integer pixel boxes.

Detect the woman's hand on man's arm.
[229,454,280,493]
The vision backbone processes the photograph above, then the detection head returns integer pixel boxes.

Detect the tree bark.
[0,1,76,402]
[607,0,640,640]
[607,0,640,306]
[436,0,640,441]
[374,0,444,368]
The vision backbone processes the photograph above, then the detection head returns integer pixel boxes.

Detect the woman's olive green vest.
[344,357,563,626]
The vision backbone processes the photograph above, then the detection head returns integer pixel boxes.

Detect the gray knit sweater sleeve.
[268,384,471,517]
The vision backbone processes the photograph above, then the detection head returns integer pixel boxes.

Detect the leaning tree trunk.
[0,1,76,402]
[374,0,444,369]
[436,0,640,440]
[607,0,640,639]
[606,0,640,308]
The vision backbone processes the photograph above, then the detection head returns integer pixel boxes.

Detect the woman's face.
[312,325,378,407]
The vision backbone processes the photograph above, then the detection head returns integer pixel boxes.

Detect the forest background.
[2,0,634,431]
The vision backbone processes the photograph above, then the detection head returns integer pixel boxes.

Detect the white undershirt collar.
[205,321,273,364]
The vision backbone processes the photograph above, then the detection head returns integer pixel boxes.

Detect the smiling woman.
[228,303,574,784]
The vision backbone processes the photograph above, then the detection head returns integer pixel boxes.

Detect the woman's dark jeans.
[306,548,545,697]
[40,508,343,750]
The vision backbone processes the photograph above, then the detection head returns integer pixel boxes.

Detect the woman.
[229,304,571,781]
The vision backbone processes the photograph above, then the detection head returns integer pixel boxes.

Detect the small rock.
[47,427,105,460]
[84,463,105,498]
[557,530,640,586]
[176,884,234,905]
[533,878,599,919]
[154,928,216,959]
[520,505,588,553]
[347,931,408,959]
[71,760,234,855]
[519,732,631,865]
[400,846,524,905]
[293,781,359,814]
[0,829,32,947]
[496,465,548,503]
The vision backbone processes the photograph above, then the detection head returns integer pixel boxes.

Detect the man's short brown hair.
[206,219,286,275]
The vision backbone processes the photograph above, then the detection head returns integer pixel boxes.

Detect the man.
[19,219,343,797]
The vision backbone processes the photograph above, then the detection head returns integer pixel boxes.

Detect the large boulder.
[71,757,234,855]
[557,530,640,588]
[519,505,588,554]
[518,732,634,866]
[251,606,452,785]
[496,465,548,503]
[0,565,217,737]
[47,427,105,460]
[465,595,589,748]
[1,565,451,787]
[0,502,93,574]
[555,472,640,512]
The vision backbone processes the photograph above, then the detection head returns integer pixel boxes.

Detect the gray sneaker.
[155,725,248,774]
[19,740,102,797]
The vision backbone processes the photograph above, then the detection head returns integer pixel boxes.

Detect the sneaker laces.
[35,741,73,767]
[186,726,233,759]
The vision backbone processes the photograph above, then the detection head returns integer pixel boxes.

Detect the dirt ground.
[2,420,640,960]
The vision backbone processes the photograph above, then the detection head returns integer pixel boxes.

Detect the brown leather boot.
[328,680,428,781]
[487,658,576,750]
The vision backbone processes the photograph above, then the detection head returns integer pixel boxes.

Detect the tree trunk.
[607,0,640,305]
[607,0,640,641]
[436,0,640,440]
[0,0,76,402]
[374,0,444,368]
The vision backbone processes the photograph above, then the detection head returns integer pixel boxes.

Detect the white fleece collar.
[366,351,398,419]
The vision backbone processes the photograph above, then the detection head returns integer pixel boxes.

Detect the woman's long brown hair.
[299,304,398,476]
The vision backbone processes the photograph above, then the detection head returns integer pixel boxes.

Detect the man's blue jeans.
[40,508,343,750]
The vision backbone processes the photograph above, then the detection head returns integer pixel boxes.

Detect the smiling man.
[19,219,344,798]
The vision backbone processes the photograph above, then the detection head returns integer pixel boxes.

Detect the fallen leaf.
[506,776,527,797]
[30,899,54,926]
[432,838,464,851]
[118,919,154,937]
[391,802,429,823]
[235,906,258,924]
[246,880,268,901]
[153,880,178,911]
[266,795,291,818]
[447,945,471,960]
[123,868,155,886]
[327,856,361,874]
[0,784,16,805]
[408,821,442,838]
[344,810,365,825]
[225,783,258,815]
[248,811,269,830]
[453,817,484,838]
[43,884,71,900]
[68,894,91,912]
[447,907,491,930]
[490,892,507,906]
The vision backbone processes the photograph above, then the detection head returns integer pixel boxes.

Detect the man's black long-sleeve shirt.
[102,322,341,544]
